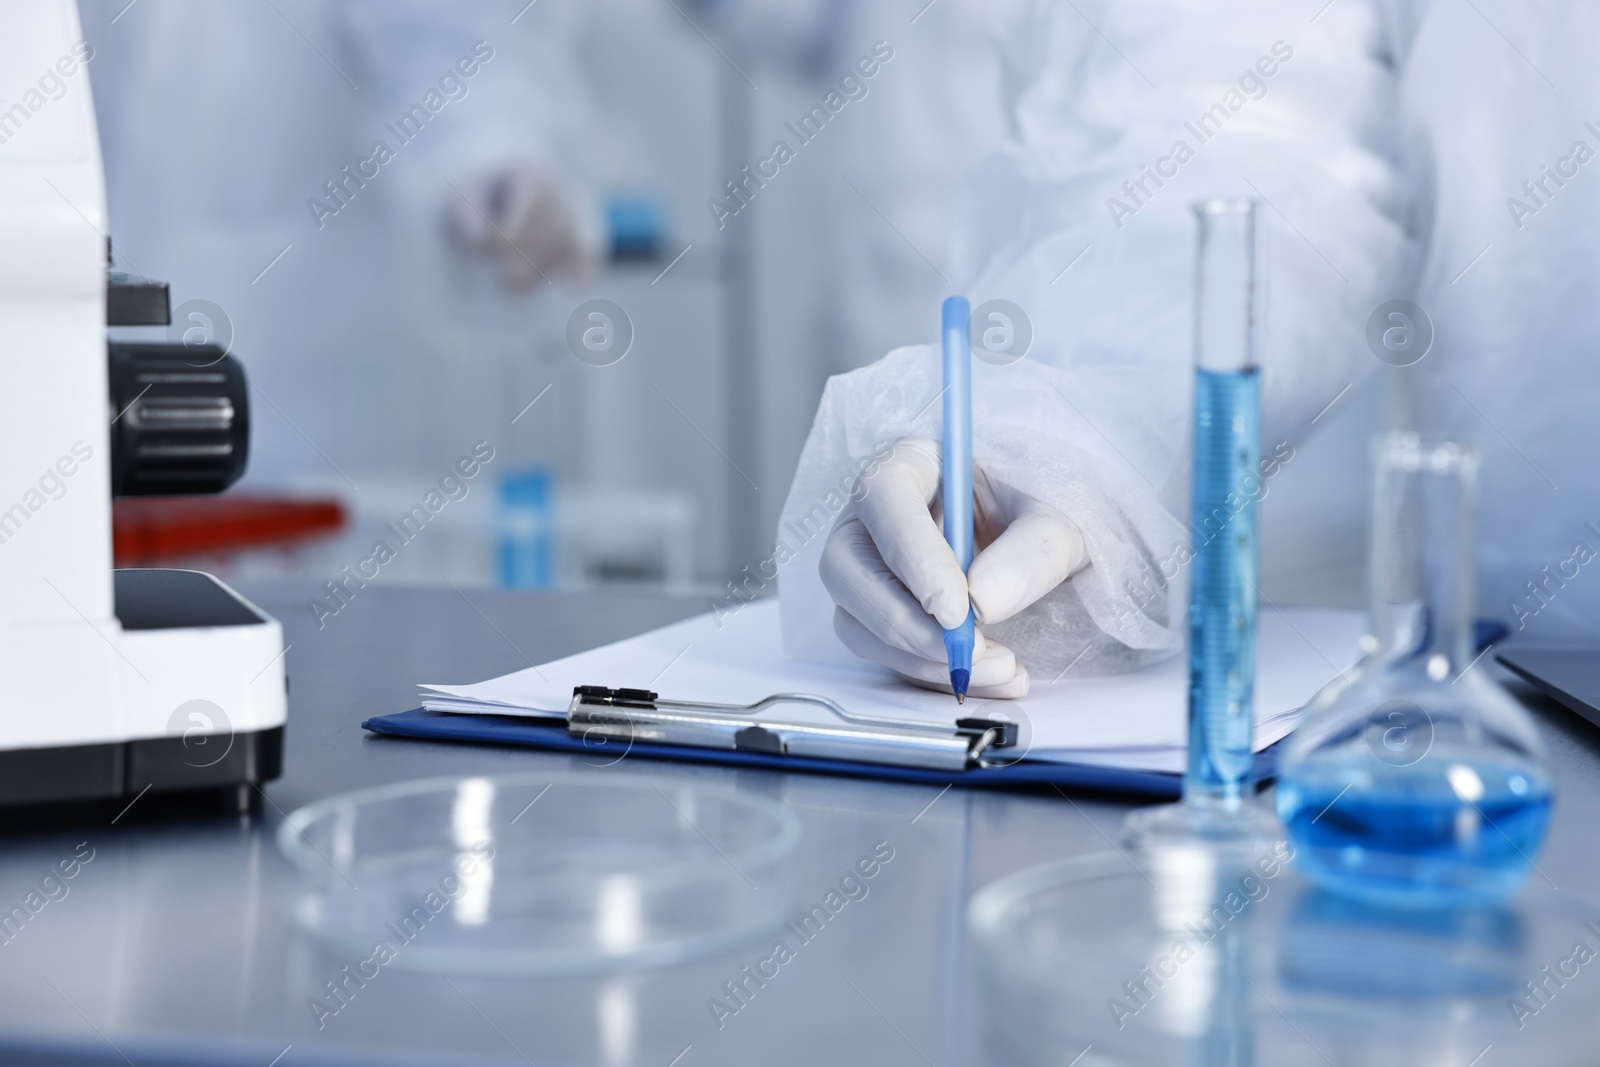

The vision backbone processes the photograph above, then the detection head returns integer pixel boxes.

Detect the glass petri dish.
[969,849,1600,1066]
[277,774,800,976]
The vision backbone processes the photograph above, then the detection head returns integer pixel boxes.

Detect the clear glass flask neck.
[1368,434,1477,678]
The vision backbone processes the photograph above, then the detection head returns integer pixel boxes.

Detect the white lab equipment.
[0,0,285,809]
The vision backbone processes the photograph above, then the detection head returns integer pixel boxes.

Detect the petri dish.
[277,774,800,976]
[969,849,1600,1066]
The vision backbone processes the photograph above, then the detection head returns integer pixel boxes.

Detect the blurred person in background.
[81,0,601,487]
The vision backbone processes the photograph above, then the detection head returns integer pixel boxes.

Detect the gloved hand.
[445,163,597,289]
[819,437,1090,698]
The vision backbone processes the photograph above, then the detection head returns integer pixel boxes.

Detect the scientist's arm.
[779,0,1420,693]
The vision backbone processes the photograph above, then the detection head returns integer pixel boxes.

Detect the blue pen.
[941,296,975,704]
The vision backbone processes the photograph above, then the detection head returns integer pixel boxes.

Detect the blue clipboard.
[362,708,1283,799]
[361,620,1504,798]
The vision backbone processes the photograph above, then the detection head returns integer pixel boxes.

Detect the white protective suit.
[779,0,1427,679]
[80,0,597,485]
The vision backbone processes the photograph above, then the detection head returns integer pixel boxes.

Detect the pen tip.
[956,692,965,705]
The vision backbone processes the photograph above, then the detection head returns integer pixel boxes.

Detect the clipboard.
[362,684,1285,798]
[361,615,1500,797]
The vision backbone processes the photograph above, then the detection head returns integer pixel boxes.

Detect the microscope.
[0,0,286,814]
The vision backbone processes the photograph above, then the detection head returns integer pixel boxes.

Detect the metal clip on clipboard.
[567,686,1021,773]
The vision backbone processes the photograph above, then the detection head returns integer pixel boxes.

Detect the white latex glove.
[819,437,1089,699]
[445,163,598,289]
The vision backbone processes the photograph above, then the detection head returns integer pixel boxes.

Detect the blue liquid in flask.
[1278,753,1553,908]
[1187,367,1260,800]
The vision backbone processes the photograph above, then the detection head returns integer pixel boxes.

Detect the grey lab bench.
[0,583,1597,1066]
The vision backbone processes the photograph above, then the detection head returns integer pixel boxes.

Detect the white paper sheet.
[420,600,1365,773]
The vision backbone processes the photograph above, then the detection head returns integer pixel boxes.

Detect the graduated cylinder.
[1184,198,1264,806]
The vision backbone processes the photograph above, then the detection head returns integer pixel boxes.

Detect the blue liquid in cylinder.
[1277,754,1553,907]
[1187,368,1260,798]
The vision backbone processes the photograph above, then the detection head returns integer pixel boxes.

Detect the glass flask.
[1125,197,1279,851]
[1276,434,1553,908]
